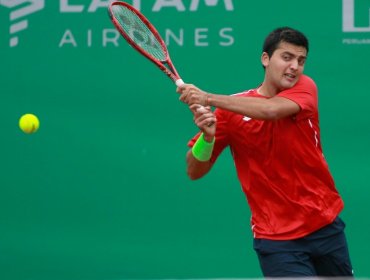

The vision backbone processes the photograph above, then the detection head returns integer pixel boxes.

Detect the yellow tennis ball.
[19,113,40,134]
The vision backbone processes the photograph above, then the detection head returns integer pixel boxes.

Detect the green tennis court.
[1,1,369,279]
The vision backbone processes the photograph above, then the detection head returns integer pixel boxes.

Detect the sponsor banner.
[342,0,370,45]
[0,0,236,48]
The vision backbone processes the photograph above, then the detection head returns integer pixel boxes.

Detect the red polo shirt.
[188,75,344,240]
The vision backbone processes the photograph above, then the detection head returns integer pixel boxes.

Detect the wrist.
[192,133,215,162]
[203,133,215,143]
[203,93,211,107]
[205,93,211,107]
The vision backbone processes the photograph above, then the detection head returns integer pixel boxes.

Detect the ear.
[261,52,270,68]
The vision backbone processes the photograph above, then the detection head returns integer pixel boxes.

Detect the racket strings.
[112,5,166,61]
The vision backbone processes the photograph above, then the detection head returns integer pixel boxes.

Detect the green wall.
[1,0,370,279]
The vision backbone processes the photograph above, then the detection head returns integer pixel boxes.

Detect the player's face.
[262,42,307,91]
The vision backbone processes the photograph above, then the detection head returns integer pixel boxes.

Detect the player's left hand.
[189,104,216,136]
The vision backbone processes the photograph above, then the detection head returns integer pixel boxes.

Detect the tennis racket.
[108,1,214,123]
[108,1,184,87]
[108,1,212,124]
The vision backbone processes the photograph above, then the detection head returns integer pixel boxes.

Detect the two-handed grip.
[176,79,206,111]
[176,79,214,127]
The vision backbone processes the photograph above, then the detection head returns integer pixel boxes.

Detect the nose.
[290,59,299,70]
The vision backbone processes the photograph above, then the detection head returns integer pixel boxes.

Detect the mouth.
[284,73,297,81]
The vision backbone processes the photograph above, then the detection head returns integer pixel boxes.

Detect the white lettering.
[343,38,370,44]
[166,29,184,46]
[130,0,141,10]
[219,27,233,46]
[57,0,234,12]
[58,29,121,47]
[190,0,234,11]
[153,0,185,11]
[9,19,28,46]
[88,0,110,12]
[59,29,77,47]
[58,28,234,47]
[343,0,370,32]
[103,29,121,47]
[60,0,84,12]
[87,29,92,47]
[0,0,45,20]
[195,28,208,46]
[0,0,45,47]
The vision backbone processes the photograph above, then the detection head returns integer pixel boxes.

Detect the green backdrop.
[1,0,370,279]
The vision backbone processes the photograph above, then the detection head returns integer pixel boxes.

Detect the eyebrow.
[281,51,307,60]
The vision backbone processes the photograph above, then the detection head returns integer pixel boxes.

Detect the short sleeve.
[278,75,318,119]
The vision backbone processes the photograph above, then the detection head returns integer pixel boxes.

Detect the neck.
[257,81,279,97]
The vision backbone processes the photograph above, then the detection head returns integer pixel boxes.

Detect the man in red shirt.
[177,27,354,278]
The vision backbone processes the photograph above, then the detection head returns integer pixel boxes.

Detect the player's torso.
[225,106,321,163]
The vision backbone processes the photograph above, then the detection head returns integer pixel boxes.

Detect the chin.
[281,79,298,90]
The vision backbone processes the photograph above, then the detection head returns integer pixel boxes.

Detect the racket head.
[108,1,181,83]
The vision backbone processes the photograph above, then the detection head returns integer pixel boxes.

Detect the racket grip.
[175,79,184,86]
[176,78,213,126]
[176,78,208,111]
[176,79,207,113]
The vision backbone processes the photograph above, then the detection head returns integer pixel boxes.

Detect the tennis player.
[177,27,354,278]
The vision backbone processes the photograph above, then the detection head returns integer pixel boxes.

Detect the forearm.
[186,150,213,180]
[207,94,279,120]
[178,83,299,120]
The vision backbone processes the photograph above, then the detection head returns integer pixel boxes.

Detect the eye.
[298,58,306,66]
[282,54,292,61]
